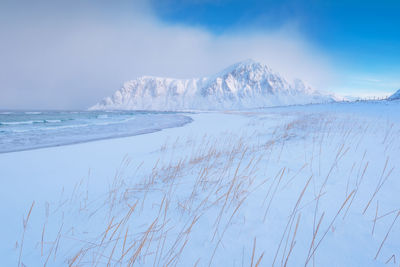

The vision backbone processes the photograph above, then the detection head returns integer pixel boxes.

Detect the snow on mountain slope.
[388,89,400,100]
[90,59,336,111]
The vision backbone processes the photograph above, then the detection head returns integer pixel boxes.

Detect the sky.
[0,0,399,109]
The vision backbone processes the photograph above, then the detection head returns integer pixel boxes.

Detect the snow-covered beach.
[3,0,400,265]
[1,101,400,266]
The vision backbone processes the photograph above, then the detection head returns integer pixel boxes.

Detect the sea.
[0,110,192,153]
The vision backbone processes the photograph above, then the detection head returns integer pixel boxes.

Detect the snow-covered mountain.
[90,59,336,111]
[388,89,400,101]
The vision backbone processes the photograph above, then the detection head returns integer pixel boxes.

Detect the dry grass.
[18,200,35,267]
[17,111,400,266]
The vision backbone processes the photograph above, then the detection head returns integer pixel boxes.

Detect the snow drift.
[90,59,336,111]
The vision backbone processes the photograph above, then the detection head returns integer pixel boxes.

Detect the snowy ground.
[1,101,400,266]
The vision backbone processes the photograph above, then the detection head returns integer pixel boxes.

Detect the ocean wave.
[9,129,30,133]
[0,120,44,125]
[44,123,90,131]
[24,112,42,114]
[0,113,192,153]
[0,119,63,125]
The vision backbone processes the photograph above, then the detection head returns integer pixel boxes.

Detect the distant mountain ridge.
[90,59,336,111]
[388,89,400,100]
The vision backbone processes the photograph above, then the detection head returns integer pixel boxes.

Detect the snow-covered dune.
[3,101,400,266]
[91,60,336,111]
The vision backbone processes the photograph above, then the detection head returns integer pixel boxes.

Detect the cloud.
[0,0,334,109]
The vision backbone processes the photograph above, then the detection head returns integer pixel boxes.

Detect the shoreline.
[0,114,193,154]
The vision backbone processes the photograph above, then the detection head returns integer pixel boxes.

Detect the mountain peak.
[224,59,269,71]
[90,61,335,111]
[211,59,273,81]
[234,59,259,67]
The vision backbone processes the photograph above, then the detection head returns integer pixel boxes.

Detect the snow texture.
[2,101,400,266]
